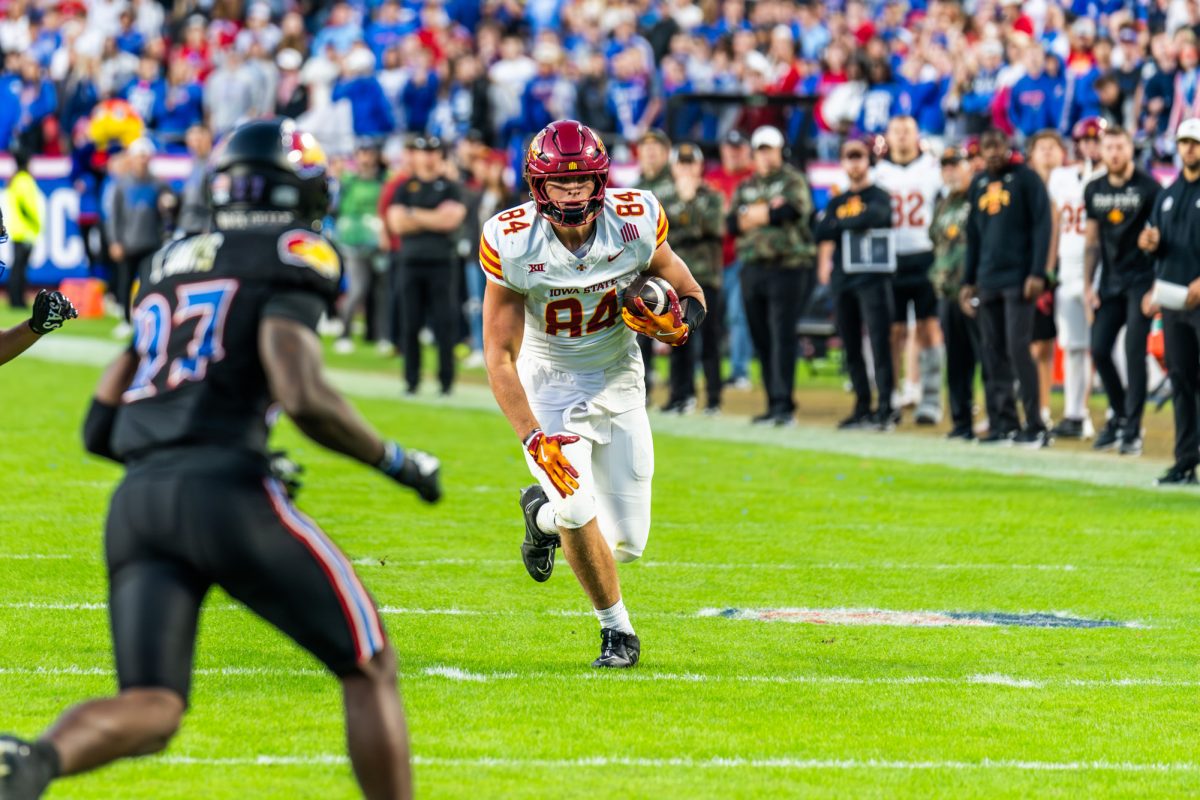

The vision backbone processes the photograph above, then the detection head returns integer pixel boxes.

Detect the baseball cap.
[1177,118,1200,143]
[673,142,703,164]
[751,125,785,150]
[639,129,671,148]
[940,147,965,165]
[722,129,749,147]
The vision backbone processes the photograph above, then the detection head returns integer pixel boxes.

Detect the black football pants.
[742,263,810,416]
[1162,307,1200,469]
[836,277,895,416]
[5,241,31,308]
[976,286,1041,434]
[939,296,981,431]
[1091,287,1152,434]
[400,263,458,393]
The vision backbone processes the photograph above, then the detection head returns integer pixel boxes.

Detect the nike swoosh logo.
[608,248,625,262]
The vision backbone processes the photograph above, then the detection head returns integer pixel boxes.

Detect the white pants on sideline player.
[1055,286,1091,421]
[519,354,654,563]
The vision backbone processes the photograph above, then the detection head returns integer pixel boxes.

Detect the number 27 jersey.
[480,189,668,372]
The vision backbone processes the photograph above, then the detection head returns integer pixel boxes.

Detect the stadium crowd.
[4,0,1200,482]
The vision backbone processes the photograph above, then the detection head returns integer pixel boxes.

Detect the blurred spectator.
[274,48,308,118]
[155,59,204,150]
[518,43,576,137]
[400,47,440,134]
[608,47,661,142]
[634,129,674,394]
[312,2,362,58]
[176,124,212,235]
[105,137,171,333]
[461,148,513,365]
[334,143,388,354]
[203,50,255,136]
[9,56,57,153]
[122,55,166,132]
[334,48,396,140]
[4,150,43,310]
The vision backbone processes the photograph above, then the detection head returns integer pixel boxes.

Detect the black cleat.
[751,412,776,426]
[1093,417,1124,451]
[1013,426,1051,448]
[0,736,54,800]
[592,628,641,668]
[837,412,873,430]
[520,484,559,582]
[946,425,975,441]
[1052,417,1085,440]
[978,429,1016,445]
[1118,436,1144,456]
[397,449,442,503]
[1155,464,1198,486]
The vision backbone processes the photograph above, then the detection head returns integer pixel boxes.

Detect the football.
[622,275,674,318]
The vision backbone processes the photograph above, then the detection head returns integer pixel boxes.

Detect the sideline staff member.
[816,138,894,430]
[1083,126,1160,457]
[728,125,815,426]
[386,135,467,395]
[960,129,1053,447]
[1139,118,1200,485]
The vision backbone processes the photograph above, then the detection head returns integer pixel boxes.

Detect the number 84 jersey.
[480,188,668,373]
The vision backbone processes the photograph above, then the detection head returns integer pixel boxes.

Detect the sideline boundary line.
[22,335,1173,491]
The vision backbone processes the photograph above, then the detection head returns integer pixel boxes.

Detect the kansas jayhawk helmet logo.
[278,230,340,279]
[283,128,327,180]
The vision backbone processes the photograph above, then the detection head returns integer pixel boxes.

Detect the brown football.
[622,275,674,318]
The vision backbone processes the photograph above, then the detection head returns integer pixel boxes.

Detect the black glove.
[269,450,305,499]
[29,290,79,335]
[377,440,442,504]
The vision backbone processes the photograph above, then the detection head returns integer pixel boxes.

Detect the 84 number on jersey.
[545,289,619,338]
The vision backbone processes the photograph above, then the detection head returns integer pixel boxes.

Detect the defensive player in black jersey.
[0,119,440,800]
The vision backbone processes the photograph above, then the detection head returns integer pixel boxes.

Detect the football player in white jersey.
[1046,117,1106,439]
[481,120,706,668]
[873,116,945,424]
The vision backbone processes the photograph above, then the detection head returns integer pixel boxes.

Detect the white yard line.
[23,335,1177,491]
[152,754,1200,773]
[2,664,1197,690]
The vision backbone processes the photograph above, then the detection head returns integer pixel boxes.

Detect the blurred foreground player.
[481,120,705,667]
[0,119,440,800]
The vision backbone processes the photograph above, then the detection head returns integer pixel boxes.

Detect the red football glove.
[525,429,581,498]
[620,288,690,346]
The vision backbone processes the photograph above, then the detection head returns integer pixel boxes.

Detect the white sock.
[596,599,635,635]
[535,502,558,536]
[1064,349,1088,419]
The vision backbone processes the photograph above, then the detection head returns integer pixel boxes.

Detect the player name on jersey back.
[480,190,668,372]
[873,153,942,256]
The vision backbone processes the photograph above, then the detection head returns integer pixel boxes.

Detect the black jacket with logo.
[1146,172,1200,287]
[964,162,1052,291]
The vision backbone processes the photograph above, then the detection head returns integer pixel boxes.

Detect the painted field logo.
[698,608,1140,629]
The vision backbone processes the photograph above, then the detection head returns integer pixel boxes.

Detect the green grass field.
[4,334,1200,799]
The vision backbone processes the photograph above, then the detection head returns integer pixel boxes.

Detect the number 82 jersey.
[480,188,668,373]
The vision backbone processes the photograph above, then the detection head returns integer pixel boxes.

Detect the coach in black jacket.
[1139,118,1200,485]
[960,129,1053,447]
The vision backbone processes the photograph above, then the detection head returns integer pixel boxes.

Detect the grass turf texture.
[3,355,1200,799]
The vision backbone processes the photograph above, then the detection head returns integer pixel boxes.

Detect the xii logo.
[528,263,546,274]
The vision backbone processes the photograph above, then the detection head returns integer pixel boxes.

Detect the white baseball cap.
[128,137,156,157]
[750,125,785,150]
[1177,118,1200,143]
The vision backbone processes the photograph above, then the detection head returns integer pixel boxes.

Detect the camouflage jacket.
[730,164,815,269]
[929,190,970,298]
[661,182,725,286]
[635,168,676,204]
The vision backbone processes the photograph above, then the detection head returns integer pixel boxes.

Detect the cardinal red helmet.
[525,120,610,227]
[1071,116,1107,141]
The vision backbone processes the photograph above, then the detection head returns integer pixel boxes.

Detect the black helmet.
[208,118,331,230]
